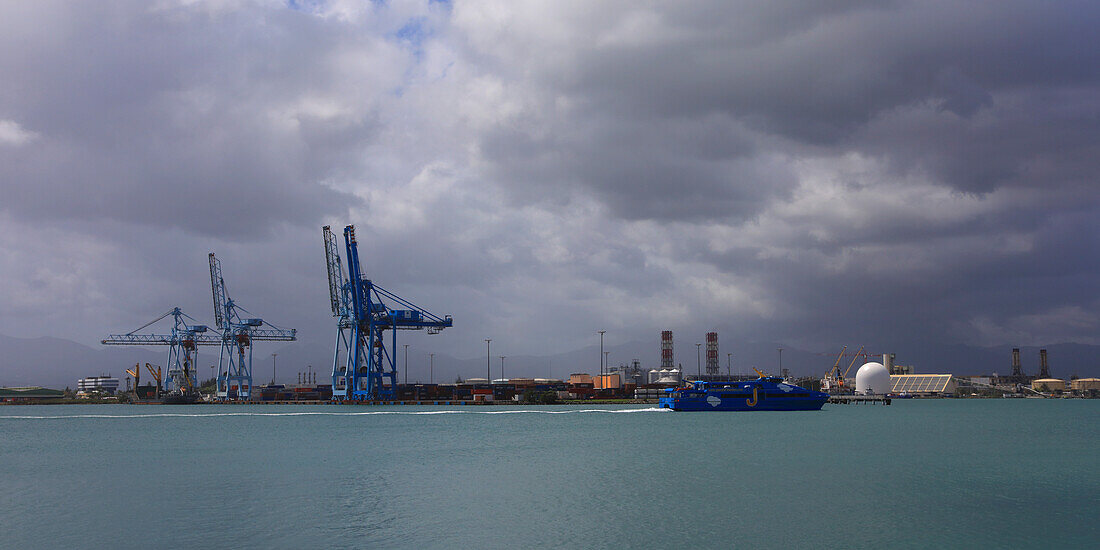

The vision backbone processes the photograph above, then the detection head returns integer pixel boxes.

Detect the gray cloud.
[0,1,373,238]
[1,0,1098,368]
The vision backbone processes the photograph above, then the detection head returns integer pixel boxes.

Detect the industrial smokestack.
[1012,348,1021,377]
[661,331,674,370]
[705,332,719,375]
[1039,349,1050,379]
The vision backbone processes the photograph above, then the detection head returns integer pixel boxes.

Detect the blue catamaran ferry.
[658,374,829,411]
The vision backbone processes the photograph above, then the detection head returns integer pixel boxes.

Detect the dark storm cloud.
[450,0,1100,351]
[480,110,790,222]
[473,0,1100,206]
[679,182,1100,348]
[858,89,1100,193]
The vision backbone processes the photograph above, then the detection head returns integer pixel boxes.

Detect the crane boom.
[829,345,847,377]
[102,333,221,345]
[145,363,162,384]
[842,345,866,378]
[209,253,228,328]
[323,225,348,317]
[126,364,140,388]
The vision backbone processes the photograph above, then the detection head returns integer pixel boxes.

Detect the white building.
[78,376,119,395]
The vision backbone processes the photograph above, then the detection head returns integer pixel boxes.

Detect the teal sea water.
[1,399,1096,549]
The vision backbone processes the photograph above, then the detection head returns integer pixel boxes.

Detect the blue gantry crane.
[209,253,297,400]
[102,307,220,396]
[323,225,452,400]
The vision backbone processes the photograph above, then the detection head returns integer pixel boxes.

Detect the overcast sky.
[1,0,1098,362]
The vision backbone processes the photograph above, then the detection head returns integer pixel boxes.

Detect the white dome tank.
[855,362,891,395]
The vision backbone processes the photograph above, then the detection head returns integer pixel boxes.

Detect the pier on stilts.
[828,395,891,405]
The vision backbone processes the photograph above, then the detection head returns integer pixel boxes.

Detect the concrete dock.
[828,395,891,405]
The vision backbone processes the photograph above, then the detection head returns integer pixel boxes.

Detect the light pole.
[696,343,701,377]
[271,353,277,385]
[604,351,610,383]
[598,330,606,378]
[430,353,434,385]
[727,353,732,377]
[485,339,491,381]
[500,356,506,380]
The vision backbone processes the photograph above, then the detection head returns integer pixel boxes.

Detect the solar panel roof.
[890,374,952,393]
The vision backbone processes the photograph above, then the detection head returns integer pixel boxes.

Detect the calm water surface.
[1,399,1096,549]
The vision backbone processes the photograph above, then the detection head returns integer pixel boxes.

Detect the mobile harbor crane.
[821,345,868,393]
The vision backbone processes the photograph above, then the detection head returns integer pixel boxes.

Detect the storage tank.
[1031,378,1066,392]
[1071,378,1100,392]
[656,368,681,385]
[855,362,891,395]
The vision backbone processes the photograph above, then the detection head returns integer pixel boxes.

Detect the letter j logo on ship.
[746,387,759,407]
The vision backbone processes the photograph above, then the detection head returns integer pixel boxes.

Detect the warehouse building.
[889,374,955,396]
[0,387,65,402]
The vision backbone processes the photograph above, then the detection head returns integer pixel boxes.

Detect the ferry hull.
[658,378,829,411]
[658,395,827,411]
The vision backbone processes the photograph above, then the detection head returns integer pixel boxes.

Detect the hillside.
[2,332,1096,390]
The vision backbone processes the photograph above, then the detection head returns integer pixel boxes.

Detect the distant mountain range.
[2,332,1097,390]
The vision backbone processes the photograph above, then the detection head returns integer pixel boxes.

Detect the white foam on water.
[0,407,670,420]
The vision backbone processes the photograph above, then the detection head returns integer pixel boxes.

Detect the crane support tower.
[103,307,220,397]
[323,225,452,401]
[209,253,297,400]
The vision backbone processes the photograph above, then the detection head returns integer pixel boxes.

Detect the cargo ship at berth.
[658,374,829,411]
[161,389,201,405]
